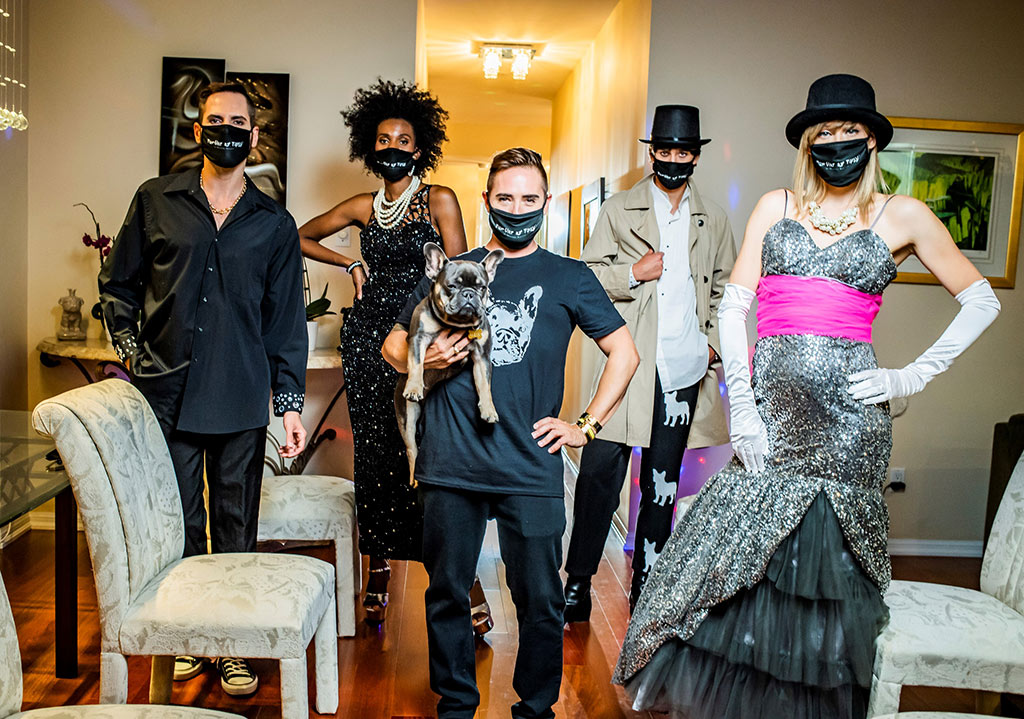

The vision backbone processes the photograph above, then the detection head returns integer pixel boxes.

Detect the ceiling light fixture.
[0,0,27,132]
[481,46,502,80]
[476,43,537,81]
[510,48,531,81]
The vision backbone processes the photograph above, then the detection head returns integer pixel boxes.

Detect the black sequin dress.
[340,185,437,560]
[614,216,898,719]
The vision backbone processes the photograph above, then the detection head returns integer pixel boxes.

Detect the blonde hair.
[791,122,888,220]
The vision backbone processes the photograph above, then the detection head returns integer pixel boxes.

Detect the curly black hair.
[341,78,449,177]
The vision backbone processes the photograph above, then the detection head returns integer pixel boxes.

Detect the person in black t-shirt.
[383,147,638,719]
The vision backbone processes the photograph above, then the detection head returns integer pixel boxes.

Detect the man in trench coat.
[564,105,736,616]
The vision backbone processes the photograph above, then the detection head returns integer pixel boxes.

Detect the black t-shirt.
[395,246,625,496]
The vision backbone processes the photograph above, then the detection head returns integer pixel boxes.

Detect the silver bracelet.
[346,261,364,275]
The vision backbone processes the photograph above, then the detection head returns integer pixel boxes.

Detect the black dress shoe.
[563,576,593,623]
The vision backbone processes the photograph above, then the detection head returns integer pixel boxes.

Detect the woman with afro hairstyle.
[299,79,489,628]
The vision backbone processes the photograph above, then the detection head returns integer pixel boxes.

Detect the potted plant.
[305,284,335,351]
[74,203,113,341]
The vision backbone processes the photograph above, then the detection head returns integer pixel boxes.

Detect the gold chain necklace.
[200,171,247,215]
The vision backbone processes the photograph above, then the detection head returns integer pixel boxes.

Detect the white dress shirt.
[650,181,708,392]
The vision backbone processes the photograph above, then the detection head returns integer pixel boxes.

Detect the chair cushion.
[875,579,1024,692]
[119,553,333,659]
[11,707,242,719]
[258,475,355,542]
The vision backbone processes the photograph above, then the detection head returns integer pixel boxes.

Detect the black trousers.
[160,421,266,558]
[565,373,700,593]
[421,484,565,719]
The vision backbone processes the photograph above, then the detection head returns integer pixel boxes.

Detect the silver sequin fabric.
[614,219,898,683]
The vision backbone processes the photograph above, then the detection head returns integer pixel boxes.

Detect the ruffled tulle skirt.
[624,492,888,719]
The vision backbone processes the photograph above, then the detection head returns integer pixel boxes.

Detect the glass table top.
[1,409,69,526]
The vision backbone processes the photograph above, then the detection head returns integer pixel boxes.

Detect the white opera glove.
[848,279,1000,405]
[719,283,768,473]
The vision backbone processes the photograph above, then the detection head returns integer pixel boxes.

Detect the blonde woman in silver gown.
[614,74,1001,719]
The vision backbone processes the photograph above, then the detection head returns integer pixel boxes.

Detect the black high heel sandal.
[364,559,390,625]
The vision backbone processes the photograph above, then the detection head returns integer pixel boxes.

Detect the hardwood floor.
[3,519,1019,717]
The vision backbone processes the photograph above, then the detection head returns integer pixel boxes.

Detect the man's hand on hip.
[280,411,307,458]
[532,417,587,454]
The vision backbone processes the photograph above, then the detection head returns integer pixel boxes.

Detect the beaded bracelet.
[346,261,364,275]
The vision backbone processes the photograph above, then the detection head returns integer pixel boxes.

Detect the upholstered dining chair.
[867,453,1024,717]
[257,474,359,636]
[32,381,338,719]
[0,568,242,719]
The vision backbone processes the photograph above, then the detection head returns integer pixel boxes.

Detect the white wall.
[549,0,651,197]
[647,0,1024,543]
[26,0,418,478]
[0,3,28,411]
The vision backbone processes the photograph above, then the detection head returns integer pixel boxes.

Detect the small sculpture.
[57,289,87,341]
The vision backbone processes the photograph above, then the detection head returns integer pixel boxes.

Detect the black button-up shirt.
[99,168,306,433]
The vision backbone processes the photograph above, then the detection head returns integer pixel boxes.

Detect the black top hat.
[785,73,893,150]
[640,105,711,148]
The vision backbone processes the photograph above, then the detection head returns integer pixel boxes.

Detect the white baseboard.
[562,450,985,560]
[887,539,984,558]
[0,516,32,548]
[26,510,85,532]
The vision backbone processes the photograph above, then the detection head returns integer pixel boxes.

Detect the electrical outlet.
[888,467,906,493]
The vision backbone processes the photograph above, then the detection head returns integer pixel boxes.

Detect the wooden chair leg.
[976,690,1002,714]
[149,655,174,703]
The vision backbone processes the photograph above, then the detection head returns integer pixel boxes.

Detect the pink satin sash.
[757,274,882,343]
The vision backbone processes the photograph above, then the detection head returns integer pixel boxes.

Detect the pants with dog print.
[565,372,700,607]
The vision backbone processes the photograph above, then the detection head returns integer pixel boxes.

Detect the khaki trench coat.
[582,175,736,449]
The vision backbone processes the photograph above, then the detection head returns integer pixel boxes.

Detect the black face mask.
[652,158,695,190]
[374,148,417,182]
[488,203,546,250]
[809,138,870,187]
[200,124,252,169]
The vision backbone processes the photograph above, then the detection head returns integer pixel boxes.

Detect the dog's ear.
[520,285,543,319]
[423,242,448,280]
[481,249,504,283]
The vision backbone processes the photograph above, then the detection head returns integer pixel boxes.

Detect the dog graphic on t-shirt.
[487,286,543,366]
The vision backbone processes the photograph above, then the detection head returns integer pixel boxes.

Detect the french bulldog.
[395,242,504,485]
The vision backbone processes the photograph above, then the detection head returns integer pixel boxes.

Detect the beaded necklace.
[808,200,858,235]
[373,176,421,229]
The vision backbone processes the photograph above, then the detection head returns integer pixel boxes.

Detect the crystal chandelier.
[0,0,27,132]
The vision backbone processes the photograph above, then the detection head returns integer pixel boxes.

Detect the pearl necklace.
[373,175,421,229]
[808,201,857,235]
[200,171,247,215]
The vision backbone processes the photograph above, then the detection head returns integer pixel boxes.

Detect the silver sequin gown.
[614,218,898,719]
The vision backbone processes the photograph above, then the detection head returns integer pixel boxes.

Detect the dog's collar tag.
[467,329,483,341]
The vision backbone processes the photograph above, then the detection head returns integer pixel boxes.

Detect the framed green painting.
[881,117,1023,288]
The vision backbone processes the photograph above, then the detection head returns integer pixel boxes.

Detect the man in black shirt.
[383,148,639,719]
[99,82,307,696]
